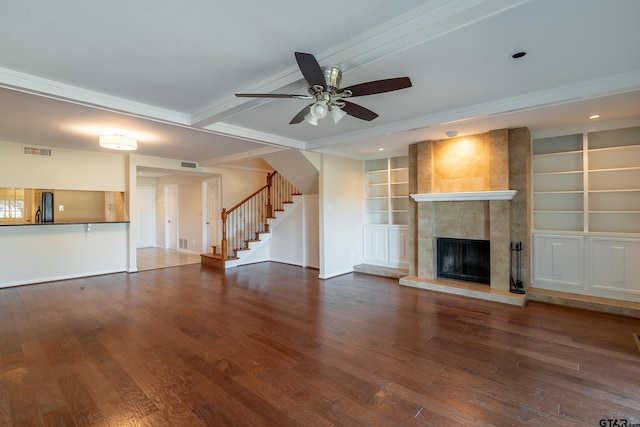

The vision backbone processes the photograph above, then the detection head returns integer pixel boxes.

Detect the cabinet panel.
[533,234,584,288]
[389,227,410,265]
[590,237,640,296]
[363,226,388,263]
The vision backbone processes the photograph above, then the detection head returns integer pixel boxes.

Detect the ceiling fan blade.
[341,101,378,121]
[339,77,412,97]
[295,52,326,90]
[235,93,311,99]
[289,104,313,124]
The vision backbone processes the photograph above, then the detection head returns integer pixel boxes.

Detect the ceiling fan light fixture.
[99,134,137,150]
[310,101,328,119]
[304,113,319,126]
[331,106,347,124]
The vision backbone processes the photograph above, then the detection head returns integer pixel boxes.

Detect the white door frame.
[165,184,178,249]
[202,176,222,253]
[136,186,156,248]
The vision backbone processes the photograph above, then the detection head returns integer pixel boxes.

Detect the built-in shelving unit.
[587,127,640,234]
[363,156,410,269]
[532,127,640,234]
[532,133,584,231]
[364,157,409,225]
[531,125,640,303]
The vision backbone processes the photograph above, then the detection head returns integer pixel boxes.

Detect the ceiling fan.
[235,52,412,125]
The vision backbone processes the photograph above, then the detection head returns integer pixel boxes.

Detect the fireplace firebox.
[436,238,490,284]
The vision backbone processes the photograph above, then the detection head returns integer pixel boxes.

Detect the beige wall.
[0,140,126,191]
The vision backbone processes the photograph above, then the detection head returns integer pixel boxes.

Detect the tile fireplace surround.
[400,128,531,306]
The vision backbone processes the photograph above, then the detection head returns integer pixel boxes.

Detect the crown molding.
[204,122,305,150]
[203,145,287,166]
[0,66,191,124]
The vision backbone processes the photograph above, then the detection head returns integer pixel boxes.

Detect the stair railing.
[219,171,300,260]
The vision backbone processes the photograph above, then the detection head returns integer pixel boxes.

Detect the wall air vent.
[181,161,197,169]
[179,238,188,249]
[24,147,52,156]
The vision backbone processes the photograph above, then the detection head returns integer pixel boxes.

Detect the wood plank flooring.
[136,248,201,271]
[1,262,639,426]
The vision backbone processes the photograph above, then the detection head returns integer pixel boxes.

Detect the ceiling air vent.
[24,147,52,156]
[181,161,197,169]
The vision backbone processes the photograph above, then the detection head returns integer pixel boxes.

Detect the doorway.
[165,184,178,249]
[136,187,156,248]
[202,176,221,253]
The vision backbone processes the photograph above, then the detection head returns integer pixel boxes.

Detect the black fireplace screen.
[436,238,490,284]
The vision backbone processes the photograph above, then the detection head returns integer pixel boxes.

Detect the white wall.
[319,154,363,279]
[303,194,319,268]
[268,195,319,268]
[0,222,128,288]
[127,154,268,270]
[156,175,204,253]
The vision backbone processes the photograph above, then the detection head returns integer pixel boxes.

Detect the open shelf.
[364,156,409,226]
[532,126,640,234]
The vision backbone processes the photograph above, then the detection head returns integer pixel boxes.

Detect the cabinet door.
[363,226,388,263]
[389,227,409,266]
[533,234,584,289]
[590,237,640,297]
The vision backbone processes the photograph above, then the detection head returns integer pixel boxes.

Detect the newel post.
[266,172,273,218]
[221,208,228,260]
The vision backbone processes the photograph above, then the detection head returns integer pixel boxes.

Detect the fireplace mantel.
[410,190,517,202]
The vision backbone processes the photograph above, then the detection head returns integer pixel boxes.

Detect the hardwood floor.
[136,247,201,271]
[1,262,639,426]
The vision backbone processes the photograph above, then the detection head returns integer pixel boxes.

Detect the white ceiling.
[1,0,639,165]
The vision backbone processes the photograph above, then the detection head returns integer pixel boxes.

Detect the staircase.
[200,171,301,269]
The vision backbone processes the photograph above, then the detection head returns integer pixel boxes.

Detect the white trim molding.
[410,190,517,202]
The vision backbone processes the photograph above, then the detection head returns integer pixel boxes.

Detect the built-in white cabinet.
[532,234,584,290]
[363,156,409,268]
[363,224,410,268]
[531,125,640,302]
[533,233,640,302]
